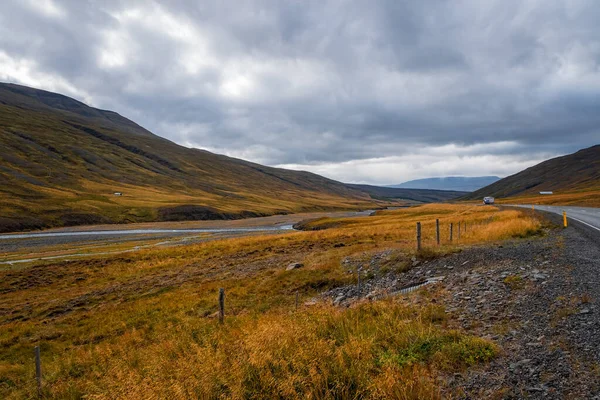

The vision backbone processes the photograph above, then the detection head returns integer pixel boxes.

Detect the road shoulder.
[321,219,600,398]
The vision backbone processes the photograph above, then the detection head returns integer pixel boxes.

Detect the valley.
[3,1,600,397]
[1,83,599,399]
[1,203,550,399]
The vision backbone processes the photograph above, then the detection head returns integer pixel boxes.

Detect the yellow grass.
[0,204,542,399]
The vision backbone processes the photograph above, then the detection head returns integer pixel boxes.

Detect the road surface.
[512,204,600,233]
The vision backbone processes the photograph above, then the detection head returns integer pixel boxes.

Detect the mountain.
[0,83,377,232]
[346,184,467,203]
[390,176,500,192]
[465,145,600,199]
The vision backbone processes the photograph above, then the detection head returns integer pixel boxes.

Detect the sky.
[1,0,599,185]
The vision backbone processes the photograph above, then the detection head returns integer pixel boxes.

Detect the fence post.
[357,266,362,296]
[35,346,42,399]
[458,222,461,240]
[295,291,299,310]
[218,288,225,324]
[563,211,568,228]
[416,222,421,251]
[450,223,453,242]
[436,219,440,246]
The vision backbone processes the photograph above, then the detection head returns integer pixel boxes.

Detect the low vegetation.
[1,204,542,398]
[495,189,600,208]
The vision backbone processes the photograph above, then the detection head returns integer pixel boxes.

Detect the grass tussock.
[35,301,497,399]
[0,204,540,399]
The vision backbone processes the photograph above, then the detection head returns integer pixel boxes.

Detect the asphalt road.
[512,204,600,235]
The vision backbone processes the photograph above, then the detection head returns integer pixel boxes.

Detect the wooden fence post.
[357,266,362,296]
[35,346,42,399]
[218,288,225,324]
[416,222,422,251]
[295,291,299,310]
[450,223,453,242]
[458,222,461,240]
[436,219,440,246]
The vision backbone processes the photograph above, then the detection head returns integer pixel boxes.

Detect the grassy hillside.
[347,184,467,203]
[0,83,377,232]
[465,145,600,202]
[1,204,542,399]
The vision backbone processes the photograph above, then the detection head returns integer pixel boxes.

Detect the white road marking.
[567,216,600,232]
[510,204,600,232]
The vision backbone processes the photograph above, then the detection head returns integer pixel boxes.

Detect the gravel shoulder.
[321,214,600,398]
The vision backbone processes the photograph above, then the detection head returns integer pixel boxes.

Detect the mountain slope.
[346,184,467,203]
[465,145,600,200]
[390,176,500,192]
[0,83,376,232]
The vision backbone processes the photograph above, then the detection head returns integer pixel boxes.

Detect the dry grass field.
[494,190,600,208]
[0,204,543,399]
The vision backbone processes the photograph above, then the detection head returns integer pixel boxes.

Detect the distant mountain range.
[465,145,600,199]
[346,184,467,203]
[389,176,500,192]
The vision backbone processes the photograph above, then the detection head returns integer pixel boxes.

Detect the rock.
[427,276,446,283]
[286,262,304,271]
[580,308,591,314]
[366,291,378,300]
[333,295,346,305]
[333,243,345,248]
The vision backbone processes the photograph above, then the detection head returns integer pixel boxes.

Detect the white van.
[483,197,495,205]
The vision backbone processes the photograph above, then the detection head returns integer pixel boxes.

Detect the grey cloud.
[1,0,599,182]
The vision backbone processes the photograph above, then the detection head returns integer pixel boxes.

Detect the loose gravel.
[320,217,600,399]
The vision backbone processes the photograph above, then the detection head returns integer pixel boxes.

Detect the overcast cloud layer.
[1,0,599,184]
